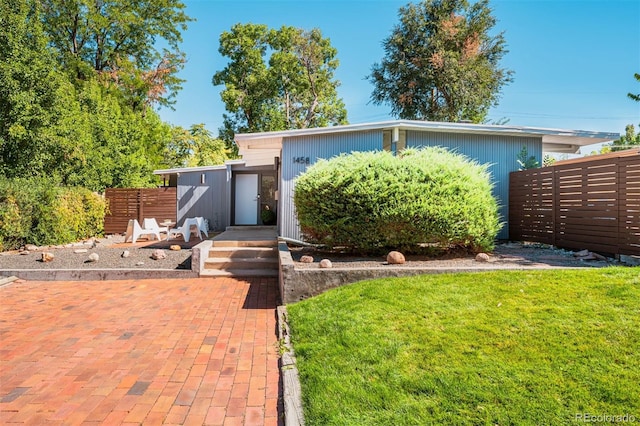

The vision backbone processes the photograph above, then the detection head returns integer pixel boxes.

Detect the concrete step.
[211,239,278,248]
[204,257,278,270]
[208,246,277,259]
[200,268,279,277]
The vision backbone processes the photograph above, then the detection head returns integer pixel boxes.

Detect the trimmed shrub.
[293,147,501,253]
[0,178,106,251]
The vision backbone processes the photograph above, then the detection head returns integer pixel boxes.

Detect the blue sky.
[158,0,640,152]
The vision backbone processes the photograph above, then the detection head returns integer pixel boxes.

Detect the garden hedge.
[0,178,106,251]
[293,147,501,254]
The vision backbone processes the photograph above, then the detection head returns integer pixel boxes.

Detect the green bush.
[293,147,501,253]
[0,178,106,251]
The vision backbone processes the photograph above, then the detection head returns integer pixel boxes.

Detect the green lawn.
[286,268,640,425]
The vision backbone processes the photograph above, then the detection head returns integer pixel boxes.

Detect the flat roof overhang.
[234,119,619,154]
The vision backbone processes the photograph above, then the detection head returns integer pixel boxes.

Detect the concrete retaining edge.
[277,305,305,426]
[0,269,197,281]
[0,275,18,287]
[0,240,213,281]
[278,238,583,304]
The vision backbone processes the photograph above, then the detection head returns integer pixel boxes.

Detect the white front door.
[234,174,259,225]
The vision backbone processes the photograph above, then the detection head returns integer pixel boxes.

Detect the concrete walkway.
[0,277,282,425]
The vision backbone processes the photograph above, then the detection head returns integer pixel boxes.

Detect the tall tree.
[610,73,640,152]
[0,0,78,178]
[610,124,640,152]
[40,0,192,109]
[166,124,228,168]
[213,23,347,151]
[369,0,513,123]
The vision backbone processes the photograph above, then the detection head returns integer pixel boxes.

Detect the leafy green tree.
[41,0,192,109]
[610,124,640,152]
[60,80,173,191]
[0,0,80,179]
[608,74,640,152]
[369,0,513,122]
[516,146,539,170]
[166,124,228,168]
[213,23,347,152]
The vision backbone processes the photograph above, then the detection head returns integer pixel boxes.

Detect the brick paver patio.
[0,277,282,425]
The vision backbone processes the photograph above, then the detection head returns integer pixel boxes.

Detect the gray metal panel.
[279,129,541,241]
[177,169,229,231]
[280,130,383,240]
[406,130,542,239]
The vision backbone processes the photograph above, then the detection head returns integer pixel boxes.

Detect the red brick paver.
[0,277,282,425]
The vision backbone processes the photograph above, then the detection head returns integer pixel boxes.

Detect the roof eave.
[234,120,620,151]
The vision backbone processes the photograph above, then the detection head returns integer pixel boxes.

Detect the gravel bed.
[289,242,617,269]
[0,235,192,270]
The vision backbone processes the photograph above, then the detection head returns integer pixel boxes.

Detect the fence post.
[138,189,144,224]
[616,156,622,256]
[552,165,557,247]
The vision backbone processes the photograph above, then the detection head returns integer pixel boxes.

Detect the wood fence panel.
[509,149,640,256]
[619,157,640,255]
[104,188,177,234]
[509,168,555,245]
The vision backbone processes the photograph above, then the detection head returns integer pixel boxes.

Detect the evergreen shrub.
[0,178,106,251]
[293,147,501,254]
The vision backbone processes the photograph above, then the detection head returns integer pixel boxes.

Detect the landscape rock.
[151,249,167,260]
[19,250,29,255]
[87,253,99,262]
[387,251,406,264]
[136,261,145,266]
[475,253,491,262]
[41,252,55,262]
[300,255,314,263]
[574,249,590,257]
[592,252,607,261]
[121,250,130,258]
[25,244,38,252]
[170,245,181,251]
[74,249,88,254]
[579,253,598,261]
[319,259,332,268]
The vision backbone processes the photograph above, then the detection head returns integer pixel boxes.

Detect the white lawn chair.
[167,218,203,243]
[124,219,161,243]
[142,218,168,239]
[194,217,208,238]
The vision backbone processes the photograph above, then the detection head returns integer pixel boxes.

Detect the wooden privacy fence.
[509,149,640,256]
[104,187,177,234]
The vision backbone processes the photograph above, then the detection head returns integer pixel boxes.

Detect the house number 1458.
[293,157,310,164]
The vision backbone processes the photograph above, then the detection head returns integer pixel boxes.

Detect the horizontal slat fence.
[104,188,177,234]
[510,149,640,256]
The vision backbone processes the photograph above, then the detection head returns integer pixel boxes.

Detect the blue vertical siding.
[280,130,383,240]
[406,131,542,239]
[280,129,542,241]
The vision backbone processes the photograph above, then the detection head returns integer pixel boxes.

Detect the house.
[154,120,618,240]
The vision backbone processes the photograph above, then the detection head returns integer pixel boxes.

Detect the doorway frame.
[231,170,278,226]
